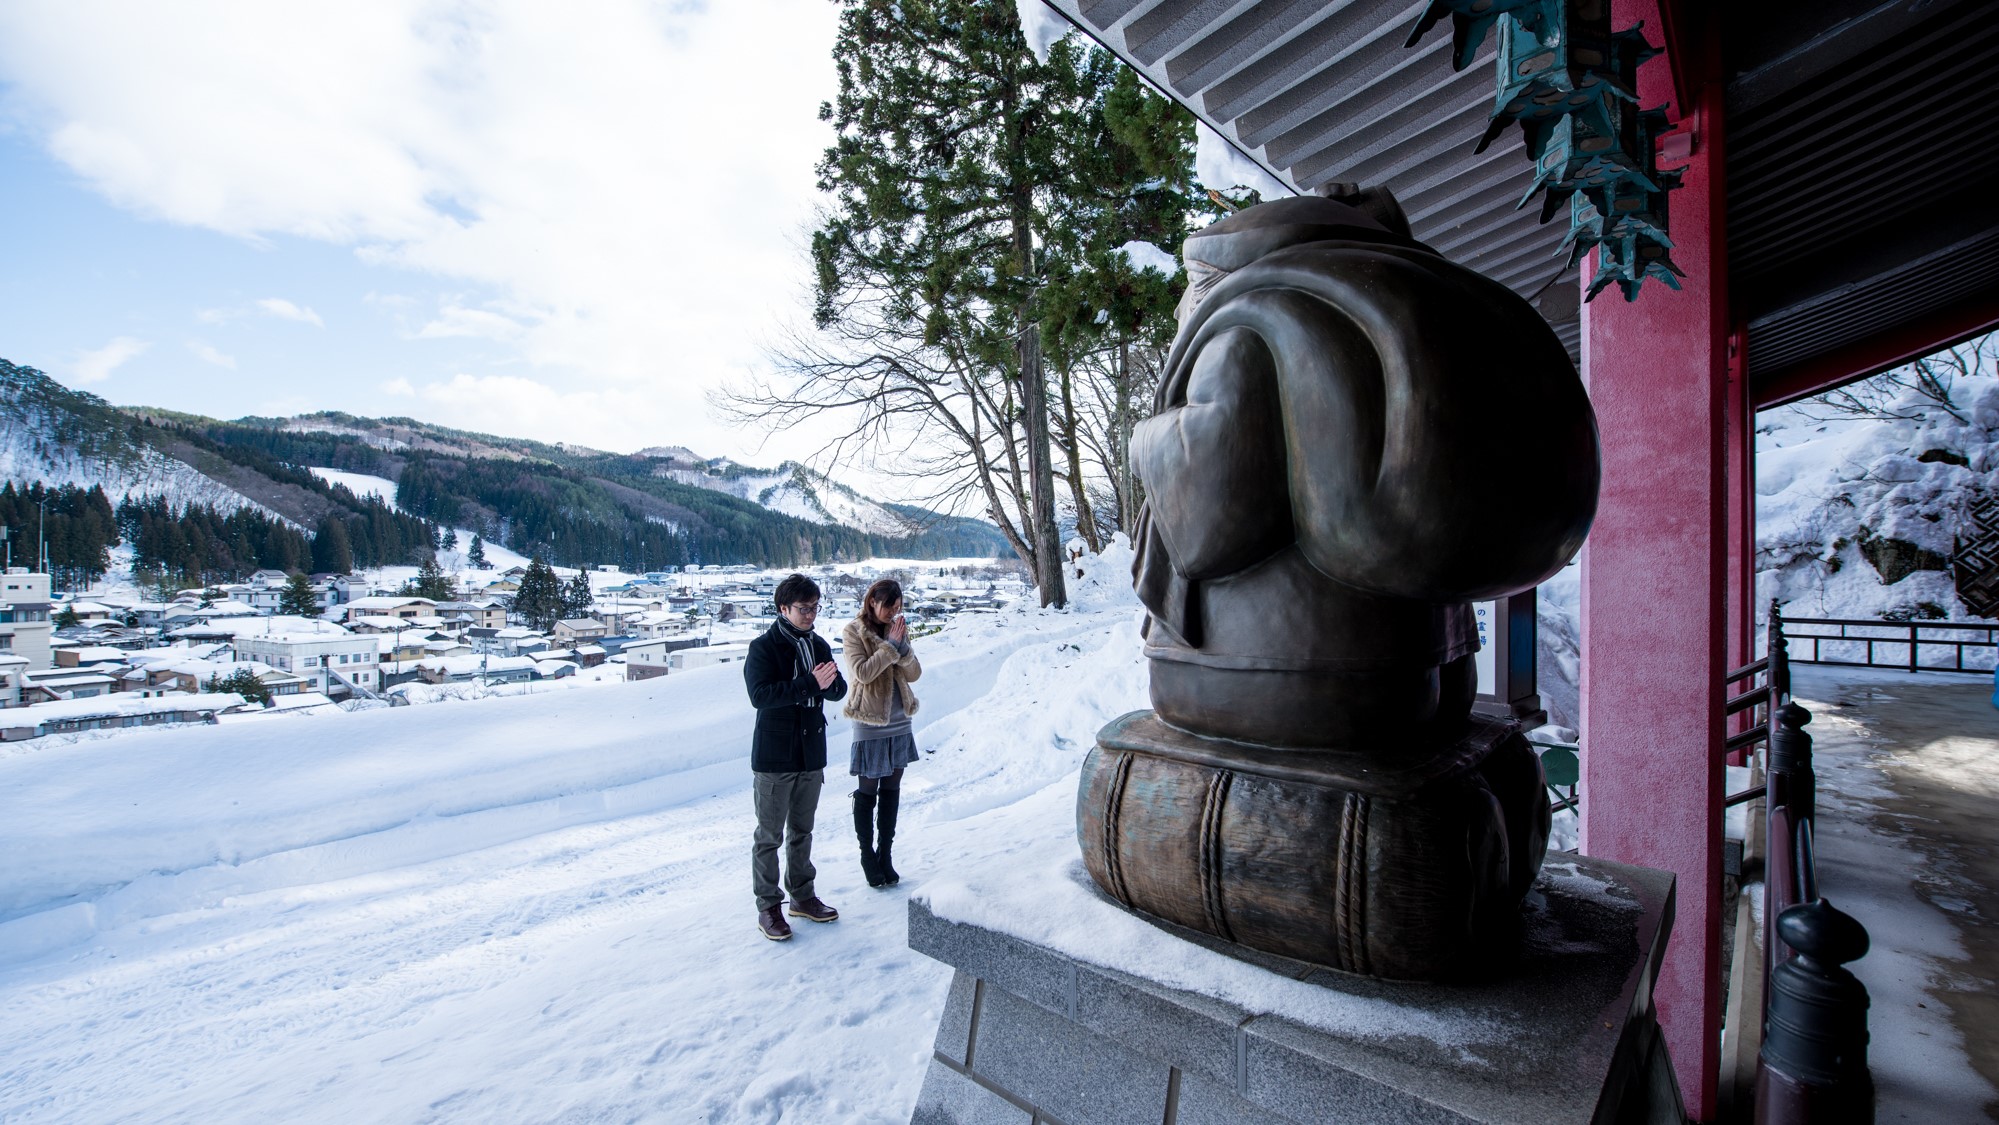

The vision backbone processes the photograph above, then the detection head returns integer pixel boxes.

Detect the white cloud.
[254,297,323,326]
[71,336,149,384]
[380,377,416,396]
[0,1,844,462]
[414,304,524,342]
[1015,0,1072,63]
[397,373,681,454]
[188,340,237,368]
[1195,122,1291,200]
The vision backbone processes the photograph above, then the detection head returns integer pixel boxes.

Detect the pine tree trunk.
[1056,361,1102,553]
[1115,336,1139,536]
[1018,320,1067,607]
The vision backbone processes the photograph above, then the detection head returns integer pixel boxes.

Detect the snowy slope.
[0,364,267,515]
[304,467,531,572]
[655,456,917,536]
[0,549,1144,1124]
[1754,371,1998,621]
[1533,361,1999,728]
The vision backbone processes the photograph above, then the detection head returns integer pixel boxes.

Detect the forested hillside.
[1,358,1006,582]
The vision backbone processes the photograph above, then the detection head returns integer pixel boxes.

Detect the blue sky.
[0,1,843,462]
[1,135,503,420]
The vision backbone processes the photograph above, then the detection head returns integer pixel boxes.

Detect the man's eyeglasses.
[788,602,821,615]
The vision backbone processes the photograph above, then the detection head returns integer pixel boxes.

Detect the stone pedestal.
[908,853,1680,1125]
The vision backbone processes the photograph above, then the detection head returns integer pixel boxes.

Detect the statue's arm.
[1131,326,1292,582]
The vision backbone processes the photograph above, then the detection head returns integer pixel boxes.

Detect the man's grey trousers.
[752,769,823,910]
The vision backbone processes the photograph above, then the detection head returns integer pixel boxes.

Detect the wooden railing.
[1747,603,1877,1124]
[1783,616,1997,674]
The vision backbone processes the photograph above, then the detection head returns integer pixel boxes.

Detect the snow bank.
[0,595,1124,948]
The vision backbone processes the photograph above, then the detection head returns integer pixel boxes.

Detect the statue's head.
[1178,192,1413,323]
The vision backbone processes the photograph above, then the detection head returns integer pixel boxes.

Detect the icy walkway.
[1794,664,1999,1123]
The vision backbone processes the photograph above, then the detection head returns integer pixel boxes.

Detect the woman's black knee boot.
[876,789,902,885]
[853,791,886,887]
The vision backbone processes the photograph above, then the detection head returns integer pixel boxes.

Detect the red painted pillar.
[1726,324,1756,761]
[1578,2,1726,1118]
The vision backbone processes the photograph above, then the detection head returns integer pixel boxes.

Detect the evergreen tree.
[809,0,1086,603]
[279,571,320,617]
[205,668,273,707]
[468,535,489,569]
[312,516,353,574]
[511,557,564,631]
[53,603,80,628]
[562,571,594,620]
[441,528,459,551]
[407,555,454,601]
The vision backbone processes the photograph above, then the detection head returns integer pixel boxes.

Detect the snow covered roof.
[9,691,245,725]
[345,596,437,611]
[172,616,348,640]
[415,654,539,676]
[24,669,118,687]
[63,646,130,663]
[350,615,413,630]
[556,618,606,630]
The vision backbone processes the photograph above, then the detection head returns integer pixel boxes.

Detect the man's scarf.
[777,617,818,698]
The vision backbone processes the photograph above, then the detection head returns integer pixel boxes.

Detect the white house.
[670,642,751,672]
[0,568,54,671]
[228,628,382,697]
[622,637,675,680]
[342,596,437,623]
[0,653,29,707]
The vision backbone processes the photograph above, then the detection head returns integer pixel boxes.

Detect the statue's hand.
[1132,326,1292,581]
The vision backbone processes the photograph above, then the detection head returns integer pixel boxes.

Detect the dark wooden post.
[1770,599,1790,702]
[1755,899,1874,1124]
[1768,701,1815,830]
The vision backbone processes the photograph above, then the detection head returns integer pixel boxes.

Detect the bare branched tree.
[717,279,1042,569]
[1792,331,1992,424]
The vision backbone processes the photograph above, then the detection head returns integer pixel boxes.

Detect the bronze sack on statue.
[1080,194,1600,980]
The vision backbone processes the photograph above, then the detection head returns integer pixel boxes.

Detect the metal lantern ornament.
[1406,0,1685,301]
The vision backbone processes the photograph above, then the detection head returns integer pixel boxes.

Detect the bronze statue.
[1077,193,1600,981]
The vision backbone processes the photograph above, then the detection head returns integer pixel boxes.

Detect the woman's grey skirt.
[851,732,919,779]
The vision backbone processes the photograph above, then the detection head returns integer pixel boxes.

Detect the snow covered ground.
[305,467,533,575]
[0,549,1147,1123]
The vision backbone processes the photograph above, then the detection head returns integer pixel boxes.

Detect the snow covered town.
[0,552,1030,741]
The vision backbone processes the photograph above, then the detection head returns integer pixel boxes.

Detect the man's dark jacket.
[744,620,848,773]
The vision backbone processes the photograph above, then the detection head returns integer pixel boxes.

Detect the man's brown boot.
[758,904,793,941]
[787,897,839,923]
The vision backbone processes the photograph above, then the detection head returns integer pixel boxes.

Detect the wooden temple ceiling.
[1040,0,1999,402]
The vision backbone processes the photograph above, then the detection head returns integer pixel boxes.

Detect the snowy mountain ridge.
[0,359,277,518]
[647,451,920,537]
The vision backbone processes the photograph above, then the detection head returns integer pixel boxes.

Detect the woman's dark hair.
[860,578,903,636]
[774,573,820,610]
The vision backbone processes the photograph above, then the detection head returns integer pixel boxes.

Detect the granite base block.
[908,854,1681,1125]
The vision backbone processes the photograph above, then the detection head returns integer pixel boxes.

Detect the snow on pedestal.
[907,776,1680,1125]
